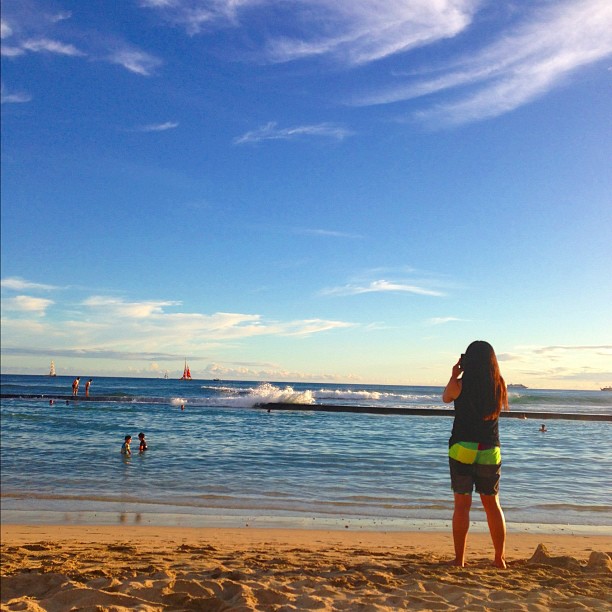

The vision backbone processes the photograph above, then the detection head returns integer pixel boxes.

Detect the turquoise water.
[1,375,611,531]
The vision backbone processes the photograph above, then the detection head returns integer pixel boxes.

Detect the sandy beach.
[1,524,610,611]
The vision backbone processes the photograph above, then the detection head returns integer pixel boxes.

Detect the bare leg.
[452,493,472,566]
[480,493,506,568]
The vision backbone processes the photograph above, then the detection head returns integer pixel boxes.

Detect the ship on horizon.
[180,360,192,380]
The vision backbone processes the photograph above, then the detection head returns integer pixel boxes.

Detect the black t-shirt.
[449,392,500,447]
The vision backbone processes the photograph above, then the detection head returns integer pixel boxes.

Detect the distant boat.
[508,383,527,389]
[163,370,169,379]
[49,361,56,377]
[180,360,192,381]
[601,386,612,392]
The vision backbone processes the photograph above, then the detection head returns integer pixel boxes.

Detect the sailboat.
[180,360,192,380]
[49,360,56,377]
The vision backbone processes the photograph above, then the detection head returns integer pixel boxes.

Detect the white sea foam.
[201,385,240,395]
[312,389,436,402]
[223,382,315,408]
[170,397,187,406]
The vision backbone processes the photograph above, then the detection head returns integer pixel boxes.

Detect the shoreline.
[2,523,611,611]
[2,508,611,536]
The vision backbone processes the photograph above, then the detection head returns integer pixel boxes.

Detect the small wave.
[313,389,435,402]
[222,382,315,408]
[170,397,187,406]
[201,385,240,394]
[527,503,612,513]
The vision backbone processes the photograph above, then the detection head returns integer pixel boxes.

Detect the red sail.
[180,360,192,380]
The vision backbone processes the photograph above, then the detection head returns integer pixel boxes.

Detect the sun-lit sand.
[1,524,610,611]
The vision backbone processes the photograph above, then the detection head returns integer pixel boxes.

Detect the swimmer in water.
[539,424,547,432]
[121,435,132,456]
[138,432,148,452]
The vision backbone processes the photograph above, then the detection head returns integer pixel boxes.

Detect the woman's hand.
[451,357,463,380]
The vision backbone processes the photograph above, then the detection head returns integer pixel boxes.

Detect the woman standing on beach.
[442,340,509,568]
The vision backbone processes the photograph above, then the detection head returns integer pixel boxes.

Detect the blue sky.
[1,0,611,388]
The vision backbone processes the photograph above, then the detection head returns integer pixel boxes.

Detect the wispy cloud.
[321,279,444,297]
[83,296,182,318]
[1,347,182,361]
[1,19,13,39]
[426,316,461,325]
[263,1,477,66]
[21,37,84,56]
[1,277,58,291]
[353,0,612,125]
[532,345,612,355]
[203,361,354,382]
[0,292,355,359]
[0,84,31,104]
[296,228,363,239]
[3,295,54,315]
[1,8,161,76]
[108,48,163,76]
[142,0,478,65]
[139,0,239,35]
[134,121,179,132]
[496,344,612,387]
[1,46,25,57]
[234,121,353,144]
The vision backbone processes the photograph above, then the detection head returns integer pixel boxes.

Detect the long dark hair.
[461,340,508,420]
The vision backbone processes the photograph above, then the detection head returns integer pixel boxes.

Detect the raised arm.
[442,358,463,403]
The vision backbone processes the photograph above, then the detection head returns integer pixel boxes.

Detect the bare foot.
[445,559,466,567]
[493,558,507,569]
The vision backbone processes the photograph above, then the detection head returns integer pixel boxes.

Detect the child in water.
[121,435,132,456]
[138,432,148,452]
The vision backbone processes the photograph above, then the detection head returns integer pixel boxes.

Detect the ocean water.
[1,375,611,533]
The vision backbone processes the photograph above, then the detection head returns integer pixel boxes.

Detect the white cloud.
[1,289,356,365]
[321,279,444,297]
[234,121,353,144]
[83,296,181,318]
[532,344,612,355]
[263,0,477,65]
[203,361,353,382]
[0,46,25,57]
[0,85,31,103]
[49,11,72,24]
[136,121,179,132]
[3,295,54,315]
[1,277,58,290]
[296,228,363,239]
[142,0,478,64]
[109,48,163,76]
[21,37,84,56]
[354,0,612,125]
[2,347,181,361]
[140,0,251,35]
[426,316,461,325]
[60,295,355,348]
[1,19,13,38]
